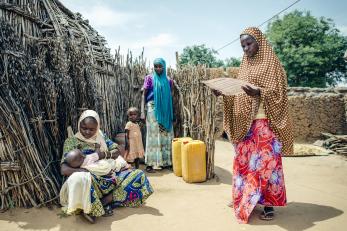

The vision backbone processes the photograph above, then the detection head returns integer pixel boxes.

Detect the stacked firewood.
[321,133,347,155]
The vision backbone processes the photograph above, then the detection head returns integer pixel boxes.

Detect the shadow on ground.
[198,166,233,186]
[0,205,163,231]
[249,201,344,231]
[137,164,173,177]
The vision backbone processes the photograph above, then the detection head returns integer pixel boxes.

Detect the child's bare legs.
[127,158,140,169]
[134,158,140,169]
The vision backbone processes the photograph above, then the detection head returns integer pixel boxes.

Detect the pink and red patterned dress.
[232,119,286,223]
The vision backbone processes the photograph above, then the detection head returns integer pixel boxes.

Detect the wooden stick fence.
[170,67,218,180]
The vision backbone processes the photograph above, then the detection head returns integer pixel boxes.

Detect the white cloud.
[106,33,180,67]
[107,33,178,54]
[132,33,177,48]
[79,5,140,28]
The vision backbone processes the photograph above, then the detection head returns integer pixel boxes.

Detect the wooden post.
[175,51,179,69]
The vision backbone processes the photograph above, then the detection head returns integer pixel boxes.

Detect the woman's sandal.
[146,166,156,173]
[102,205,114,217]
[259,207,274,221]
[82,213,96,224]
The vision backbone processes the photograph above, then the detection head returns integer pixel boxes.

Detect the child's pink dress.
[124,121,144,162]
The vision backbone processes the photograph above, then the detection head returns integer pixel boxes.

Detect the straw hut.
[0,0,146,211]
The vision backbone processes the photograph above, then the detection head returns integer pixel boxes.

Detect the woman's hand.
[95,143,101,150]
[241,85,260,97]
[121,164,132,171]
[94,144,105,159]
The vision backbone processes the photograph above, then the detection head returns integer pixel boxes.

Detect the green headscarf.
[153,58,173,131]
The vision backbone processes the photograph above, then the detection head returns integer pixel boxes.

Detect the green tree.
[224,57,241,67]
[266,10,347,87]
[179,44,224,68]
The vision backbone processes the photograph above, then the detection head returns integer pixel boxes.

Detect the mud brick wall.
[215,87,347,142]
[288,87,347,141]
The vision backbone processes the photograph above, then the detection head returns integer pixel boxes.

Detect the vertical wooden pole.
[175,51,179,69]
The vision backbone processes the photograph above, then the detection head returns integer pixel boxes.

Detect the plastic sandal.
[146,166,156,173]
[259,207,274,221]
[102,205,114,217]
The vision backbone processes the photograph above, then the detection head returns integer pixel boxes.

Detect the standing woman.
[216,27,293,223]
[141,58,174,173]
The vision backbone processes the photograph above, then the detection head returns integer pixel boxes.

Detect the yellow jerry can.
[181,140,207,183]
[172,137,193,177]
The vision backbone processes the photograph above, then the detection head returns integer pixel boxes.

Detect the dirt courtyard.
[1,140,347,231]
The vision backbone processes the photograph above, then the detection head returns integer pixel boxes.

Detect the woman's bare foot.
[82,213,96,224]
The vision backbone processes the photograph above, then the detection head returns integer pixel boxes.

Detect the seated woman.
[60,110,153,223]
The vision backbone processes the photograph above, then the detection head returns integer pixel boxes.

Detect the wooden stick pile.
[0,20,63,211]
[321,133,347,155]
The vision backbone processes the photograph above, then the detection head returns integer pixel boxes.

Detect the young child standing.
[124,107,144,169]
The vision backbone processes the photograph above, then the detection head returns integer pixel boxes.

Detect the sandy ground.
[1,140,347,231]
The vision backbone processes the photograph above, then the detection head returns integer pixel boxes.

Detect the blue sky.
[60,0,347,67]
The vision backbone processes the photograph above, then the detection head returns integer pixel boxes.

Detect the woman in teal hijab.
[141,58,174,173]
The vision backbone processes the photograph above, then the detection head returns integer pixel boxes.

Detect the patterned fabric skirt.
[145,101,173,168]
[89,169,153,217]
[232,119,286,223]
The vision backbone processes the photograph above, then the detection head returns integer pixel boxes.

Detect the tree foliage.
[266,10,347,87]
[179,44,223,67]
[224,57,241,67]
[179,44,240,68]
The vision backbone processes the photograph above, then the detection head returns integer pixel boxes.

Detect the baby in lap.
[65,148,128,176]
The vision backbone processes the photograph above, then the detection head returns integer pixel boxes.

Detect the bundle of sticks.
[321,133,347,155]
